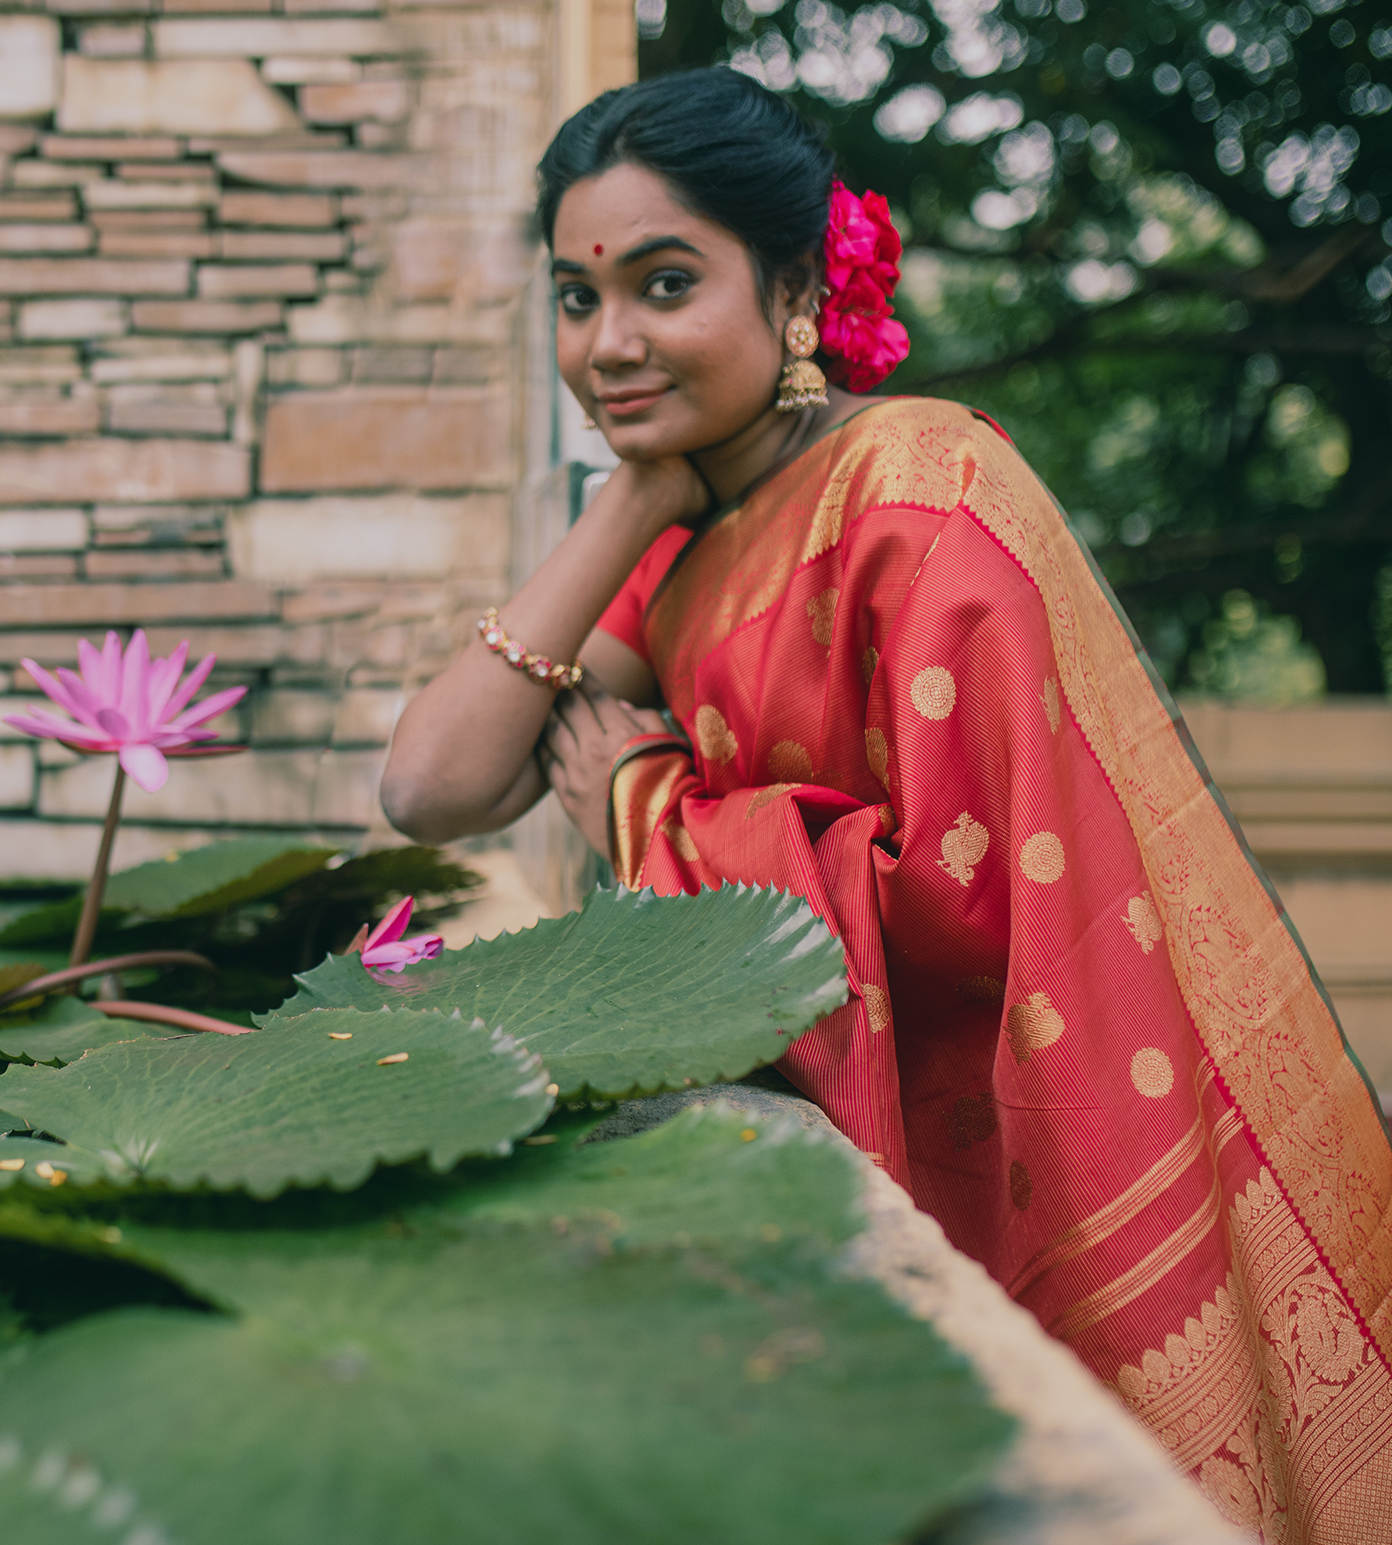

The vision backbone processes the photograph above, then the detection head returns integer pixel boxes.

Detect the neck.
[689,387,861,508]
[689,404,816,507]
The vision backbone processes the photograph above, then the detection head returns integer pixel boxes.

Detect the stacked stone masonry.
[0,0,630,879]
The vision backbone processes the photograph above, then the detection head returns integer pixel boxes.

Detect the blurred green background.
[639,0,1391,700]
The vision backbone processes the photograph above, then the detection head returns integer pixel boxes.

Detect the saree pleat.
[607,398,1392,1541]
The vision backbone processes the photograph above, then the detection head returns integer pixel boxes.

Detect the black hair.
[535,66,835,299]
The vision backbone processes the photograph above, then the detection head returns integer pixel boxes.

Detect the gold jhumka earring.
[776,314,829,413]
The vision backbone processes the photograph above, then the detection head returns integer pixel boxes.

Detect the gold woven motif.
[937,811,990,886]
[1006,992,1066,1064]
[910,665,957,720]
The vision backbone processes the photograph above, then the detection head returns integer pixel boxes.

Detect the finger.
[574,677,609,728]
[545,695,581,747]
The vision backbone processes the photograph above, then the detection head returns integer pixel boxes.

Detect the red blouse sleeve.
[593,525,691,665]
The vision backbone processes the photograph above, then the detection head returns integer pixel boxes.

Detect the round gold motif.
[1009,1159,1032,1211]
[1131,1046,1175,1098]
[949,1092,997,1150]
[659,817,698,861]
[910,665,956,720]
[694,704,738,764]
[1005,991,1065,1064]
[1019,831,1066,884]
[865,726,889,788]
[768,739,813,783]
[956,975,1006,1006]
[862,983,891,1034]
[746,782,797,818]
[806,587,838,646]
[861,645,879,686]
[784,313,819,358]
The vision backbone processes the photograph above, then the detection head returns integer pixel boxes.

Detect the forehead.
[552,163,732,255]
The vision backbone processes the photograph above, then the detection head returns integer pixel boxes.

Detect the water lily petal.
[119,741,169,793]
[360,940,415,968]
[145,641,189,723]
[159,650,216,724]
[3,711,112,748]
[54,666,107,727]
[362,895,414,954]
[20,658,92,724]
[163,684,248,734]
[362,932,444,971]
[95,632,124,703]
[165,742,247,759]
[120,629,152,732]
[95,706,131,740]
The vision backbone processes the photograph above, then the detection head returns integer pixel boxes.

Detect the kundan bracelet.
[476,607,584,690]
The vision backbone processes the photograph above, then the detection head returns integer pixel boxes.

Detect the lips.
[597,387,669,418]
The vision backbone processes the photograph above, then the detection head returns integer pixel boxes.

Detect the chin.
[602,417,701,461]
[604,405,752,462]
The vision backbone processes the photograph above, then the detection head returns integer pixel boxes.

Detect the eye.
[556,284,597,317]
[645,269,693,302]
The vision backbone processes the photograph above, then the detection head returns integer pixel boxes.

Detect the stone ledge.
[597,1087,1245,1545]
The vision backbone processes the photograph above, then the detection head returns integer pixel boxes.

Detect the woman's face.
[550,162,789,460]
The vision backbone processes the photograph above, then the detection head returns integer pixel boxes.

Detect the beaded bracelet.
[476,607,584,690]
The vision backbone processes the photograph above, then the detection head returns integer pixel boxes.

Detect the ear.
[774,255,823,329]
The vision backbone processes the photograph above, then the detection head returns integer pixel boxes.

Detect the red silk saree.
[603,398,1392,1541]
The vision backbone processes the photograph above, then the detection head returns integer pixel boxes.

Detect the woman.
[382,68,1392,1541]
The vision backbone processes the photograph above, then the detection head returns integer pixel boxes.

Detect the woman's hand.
[601,453,713,543]
[539,685,673,856]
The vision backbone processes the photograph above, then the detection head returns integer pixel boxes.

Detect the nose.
[589,297,647,374]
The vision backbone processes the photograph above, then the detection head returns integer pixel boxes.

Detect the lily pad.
[272,884,848,1099]
[0,840,341,948]
[0,1135,112,1191]
[0,1110,1014,1545]
[103,837,340,920]
[0,1008,554,1197]
[0,996,181,1066]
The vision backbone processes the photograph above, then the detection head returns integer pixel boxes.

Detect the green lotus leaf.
[0,996,181,1066]
[0,1135,113,1191]
[102,836,341,920]
[0,1008,553,1197]
[272,884,848,1099]
[0,1109,1013,1545]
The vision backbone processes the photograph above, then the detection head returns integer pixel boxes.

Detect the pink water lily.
[4,630,246,794]
[359,896,444,976]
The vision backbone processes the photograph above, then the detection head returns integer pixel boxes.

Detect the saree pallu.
[607,398,1392,1542]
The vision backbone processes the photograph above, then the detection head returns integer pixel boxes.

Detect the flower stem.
[0,951,216,1013]
[69,762,126,970]
[90,1000,251,1037]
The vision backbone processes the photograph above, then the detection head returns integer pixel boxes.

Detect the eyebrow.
[550,235,705,277]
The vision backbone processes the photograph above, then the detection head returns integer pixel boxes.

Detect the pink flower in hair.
[359,895,444,977]
[3,630,246,794]
[859,189,903,288]
[824,182,881,291]
[820,179,910,393]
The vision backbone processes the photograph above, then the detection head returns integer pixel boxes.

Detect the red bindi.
[593,243,604,256]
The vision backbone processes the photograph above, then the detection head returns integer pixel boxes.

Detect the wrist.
[588,460,703,545]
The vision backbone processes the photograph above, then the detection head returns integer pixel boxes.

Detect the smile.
[598,388,669,418]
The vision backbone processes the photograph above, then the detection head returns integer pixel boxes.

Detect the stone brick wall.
[0,0,635,888]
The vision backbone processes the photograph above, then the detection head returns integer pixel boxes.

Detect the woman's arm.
[379,457,705,843]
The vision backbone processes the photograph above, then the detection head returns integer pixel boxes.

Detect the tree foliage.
[642,0,1392,693]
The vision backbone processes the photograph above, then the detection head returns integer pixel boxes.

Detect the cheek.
[680,314,779,397]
